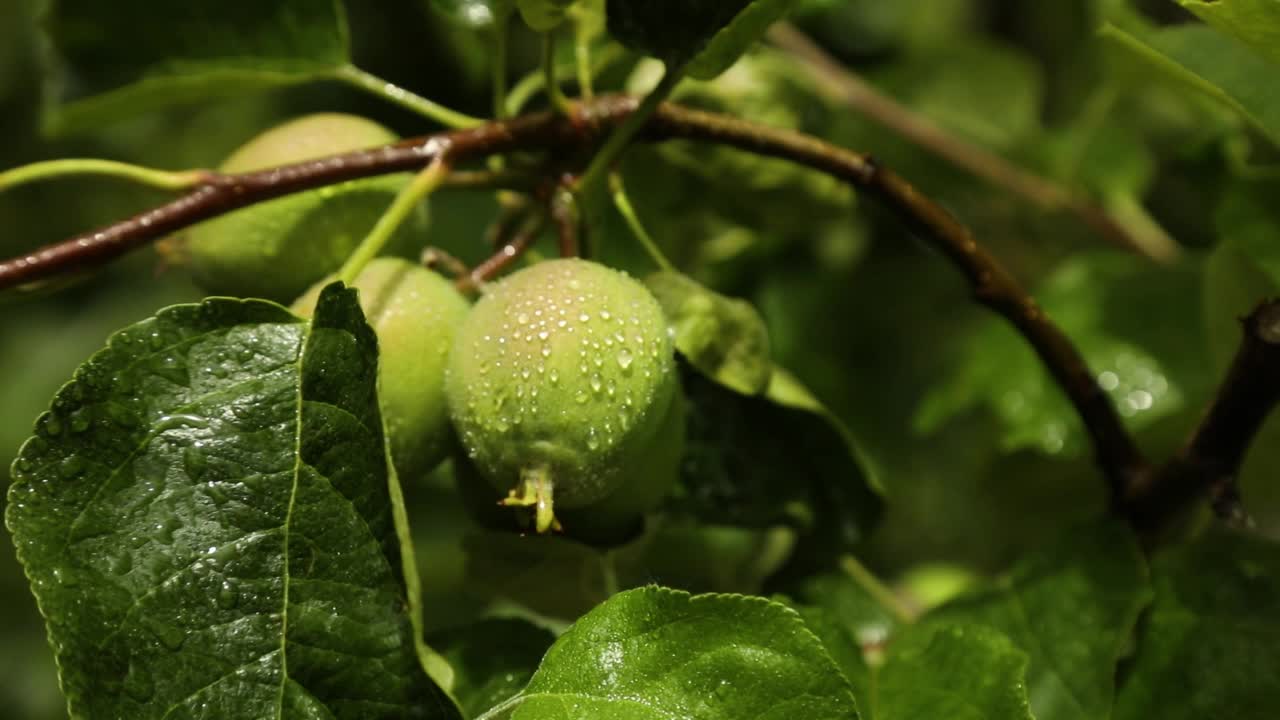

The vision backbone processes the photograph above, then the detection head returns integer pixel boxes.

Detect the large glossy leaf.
[1101,22,1280,146]
[505,587,860,719]
[928,521,1151,720]
[645,271,772,396]
[1114,530,1280,720]
[606,0,798,78]
[1178,0,1280,67]
[6,288,458,719]
[872,624,1034,720]
[40,0,350,133]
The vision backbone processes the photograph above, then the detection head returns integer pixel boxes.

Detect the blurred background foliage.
[3,0,1279,717]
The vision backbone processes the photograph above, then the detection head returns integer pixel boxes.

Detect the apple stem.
[502,464,562,534]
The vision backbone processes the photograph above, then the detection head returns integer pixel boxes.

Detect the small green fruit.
[447,258,683,534]
[182,113,426,302]
[293,258,469,479]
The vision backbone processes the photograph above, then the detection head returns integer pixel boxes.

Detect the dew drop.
[217,579,240,610]
[123,664,156,702]
[57,456,85,479]
[590,374,603,393]
[587,429,600,451]
[617,348,634,370]
[41,414,64,437]
[70,409,92,433]
[108,550,133,575]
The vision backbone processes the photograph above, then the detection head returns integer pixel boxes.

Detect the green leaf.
[873,624,1034,720]
[1101,22,1280,146]
[645,271,773,396]
[429,0,516,29]
[928,521,1152,720]
[785,571,901,703]
[40,0,350,133]
[429,618,555,719]
[1216,179,1280,288]
[517,0,576,31]
[675,369,882,558]
[685,0,802,80]
[788,605,873,704]
[506,587,860,719]
[1115,530,1280,720]
[606,0,798,78]
[1178,0,1280,67]
[916,251,1205,457]
[6,288,458,719]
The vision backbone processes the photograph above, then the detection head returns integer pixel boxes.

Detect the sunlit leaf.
[646,271,772,396]
[506,587,860,719]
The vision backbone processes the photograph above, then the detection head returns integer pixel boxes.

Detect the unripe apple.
[446,258,683,534]
[181,113,426,302]
[293,258,469,479]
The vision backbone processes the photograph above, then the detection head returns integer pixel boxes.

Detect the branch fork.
[1,95,1275,540]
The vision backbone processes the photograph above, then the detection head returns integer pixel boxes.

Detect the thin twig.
[767,23,1181,263]
[460,212,549,292]
[1128,300,1280,534]
[549,182,580,258]
[0,95,1146,504]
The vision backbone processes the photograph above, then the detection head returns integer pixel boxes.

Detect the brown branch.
[767,23,1181,263]
[0,94,1146,502]
[639,102,1149,495]
[0,112,594,290]
[1128,300,1280,534]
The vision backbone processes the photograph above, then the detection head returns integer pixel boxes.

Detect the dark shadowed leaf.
[645,271,772,396]
[606,0,798,78]
[429,618,554,719]
[506,587,860,719]
[41,0,350,133]
[674,369,882,563]
[1114,530,1280,720]
[6,288,458,719]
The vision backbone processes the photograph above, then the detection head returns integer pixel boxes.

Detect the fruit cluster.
[179,115,685,541]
